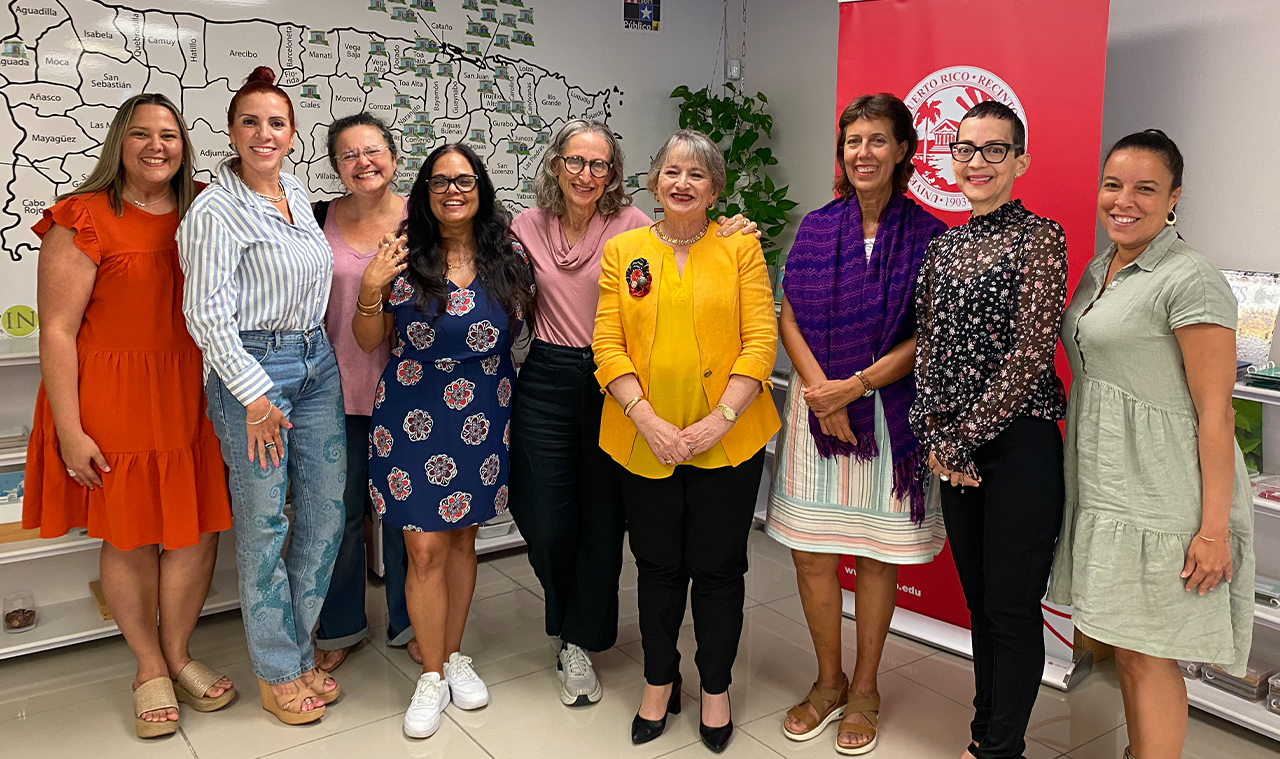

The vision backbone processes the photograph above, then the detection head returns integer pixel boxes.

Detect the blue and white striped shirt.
[178,162,333,405]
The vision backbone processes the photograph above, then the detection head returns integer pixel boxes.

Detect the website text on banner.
[833,0,1111,670]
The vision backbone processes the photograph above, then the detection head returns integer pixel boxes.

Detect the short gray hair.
[646,130,726,200]
[534,119,631,216]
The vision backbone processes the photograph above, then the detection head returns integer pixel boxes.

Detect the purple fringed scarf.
[783,193,946,523]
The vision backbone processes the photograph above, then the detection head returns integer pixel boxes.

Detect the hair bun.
[1143,128,1170,139]
[246,66,276,85]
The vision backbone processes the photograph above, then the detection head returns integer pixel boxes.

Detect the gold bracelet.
[1196,532,1229,543]
[622,396,644,417]
[247,406,273,425]
[357,294,382,310]
[854,370,874,397]
[356,308,383,318]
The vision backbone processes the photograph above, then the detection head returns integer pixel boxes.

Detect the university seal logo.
[904,66,1027,212]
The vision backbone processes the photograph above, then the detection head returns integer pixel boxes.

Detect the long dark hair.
[402,143,535,333]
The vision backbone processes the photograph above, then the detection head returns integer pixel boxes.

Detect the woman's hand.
[679,414,734,456]
[927,450,980,487]
[714,214,761,240]
[817,407,857,445]
[245,395,292,469]
[359,233,408,294]
[59,430,111,489]
[632,402,693,465]
[1182,534,1233,595]
[802,378,856,418]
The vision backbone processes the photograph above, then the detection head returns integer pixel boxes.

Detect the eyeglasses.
[335,144,390,164]
[949,142,1023,164]
[426,174,479,194]
[559,155,612,178]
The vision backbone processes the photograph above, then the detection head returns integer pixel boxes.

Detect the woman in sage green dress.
[1047,130,1254,759]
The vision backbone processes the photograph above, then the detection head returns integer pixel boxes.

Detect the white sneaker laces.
[447,654,480,684]
[412,675,444,707]
[564,644,592,678]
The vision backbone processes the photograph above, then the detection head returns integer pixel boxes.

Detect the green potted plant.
[670,83,797,294]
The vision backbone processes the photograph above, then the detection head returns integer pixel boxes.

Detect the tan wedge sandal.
[173,660,236,712]
[782,675,849,741]
[303,669,341,705]
[835,694,880,756]
[257,679,325,725]
[133,676,180,738]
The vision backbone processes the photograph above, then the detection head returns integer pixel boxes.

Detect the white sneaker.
[557,643,603,706]
[404,672,450,739]
[443,652,489,709]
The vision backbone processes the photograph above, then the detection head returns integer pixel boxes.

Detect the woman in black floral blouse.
[910,101,1067,759]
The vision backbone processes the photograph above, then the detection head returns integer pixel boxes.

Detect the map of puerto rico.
[0,0,616,264]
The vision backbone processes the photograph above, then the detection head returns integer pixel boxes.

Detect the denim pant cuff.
[315,626,369,651]
[386,624,416,648]
[259,668,306,686]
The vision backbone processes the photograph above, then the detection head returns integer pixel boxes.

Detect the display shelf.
[1256,601,1280,632]
[1187,677,1280,741]
[0,448,26,467]
[0,568,240,660]
[475,524,525,555]
[0,530,99,565]
[1235,383,1280,406]
[0,339,38,367]
[1256,495,1280,519]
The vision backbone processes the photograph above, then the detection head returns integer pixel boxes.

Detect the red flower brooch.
[626,258,652,298]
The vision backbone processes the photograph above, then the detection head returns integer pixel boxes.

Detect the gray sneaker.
[557,643,603,706]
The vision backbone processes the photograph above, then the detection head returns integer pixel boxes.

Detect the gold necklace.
[125,189,173,208]
[654,221,708,247]
[254,181,286,203]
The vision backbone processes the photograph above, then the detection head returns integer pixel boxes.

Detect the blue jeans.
[205,327,346,685]
[316,413,414,650]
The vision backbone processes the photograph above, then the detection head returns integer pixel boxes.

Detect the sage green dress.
[1047,226,1254,675]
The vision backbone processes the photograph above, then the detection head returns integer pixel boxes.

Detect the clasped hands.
[634,402,732,465]
[802,377,859,445]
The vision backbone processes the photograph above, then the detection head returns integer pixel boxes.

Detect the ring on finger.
[264,442,276,450]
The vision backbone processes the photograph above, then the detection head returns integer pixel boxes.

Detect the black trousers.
[508,340,626,651]
[620,449,766,694]
[940,417,1064,759]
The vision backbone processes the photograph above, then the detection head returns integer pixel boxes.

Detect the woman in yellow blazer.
[593,129,780,754]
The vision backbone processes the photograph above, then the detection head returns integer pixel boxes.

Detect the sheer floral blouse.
[910,199,1068,475]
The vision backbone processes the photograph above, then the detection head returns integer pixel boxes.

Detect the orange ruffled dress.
[22,191,231,550]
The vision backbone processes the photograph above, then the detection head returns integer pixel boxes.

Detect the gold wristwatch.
[714,403,739,424]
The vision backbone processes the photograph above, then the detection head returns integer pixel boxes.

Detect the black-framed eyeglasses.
[427,174,479,194]
[559,155,612,178]
[949,142,1023,163]
[335,144,389,164]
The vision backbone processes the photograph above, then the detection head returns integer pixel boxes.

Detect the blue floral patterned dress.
[368,258,525,533]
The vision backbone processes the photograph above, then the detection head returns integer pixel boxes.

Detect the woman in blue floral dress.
[352,143,534,739]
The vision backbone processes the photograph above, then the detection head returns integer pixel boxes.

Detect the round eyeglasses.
[427,174,479,194]
[335,144,389,164]
[949,142,1023,164]
[559,155,612,178]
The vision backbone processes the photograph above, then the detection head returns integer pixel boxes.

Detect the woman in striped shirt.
[178,67,345,726]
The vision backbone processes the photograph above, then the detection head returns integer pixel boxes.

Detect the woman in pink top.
[508,119,754,707]
[313,113,415,671]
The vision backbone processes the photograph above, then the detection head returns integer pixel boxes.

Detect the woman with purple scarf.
[766,93,947,755]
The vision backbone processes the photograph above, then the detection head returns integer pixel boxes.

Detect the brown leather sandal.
[133,677,180,738]
[173,660,236,712]
[836,694,880,755]
[257,679,325,725]
[303,669,341,704]
[782,675,848,741]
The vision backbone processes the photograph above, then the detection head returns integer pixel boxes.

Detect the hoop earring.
[1166,210,1177,226]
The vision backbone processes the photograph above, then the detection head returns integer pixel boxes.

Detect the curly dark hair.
[401,143,535,334]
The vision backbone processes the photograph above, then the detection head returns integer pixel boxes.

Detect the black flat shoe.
[630,674,682,745]
[699,690,733,754]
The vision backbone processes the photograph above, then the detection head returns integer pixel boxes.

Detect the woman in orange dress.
[23,93,235,738]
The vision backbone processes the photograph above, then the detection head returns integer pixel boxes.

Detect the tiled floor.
[1,526,1276,758]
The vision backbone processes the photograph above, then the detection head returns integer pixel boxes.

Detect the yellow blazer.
[592,222,780,467]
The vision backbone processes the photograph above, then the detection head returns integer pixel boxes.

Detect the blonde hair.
[533,119,631,216]
[57,93,197,219]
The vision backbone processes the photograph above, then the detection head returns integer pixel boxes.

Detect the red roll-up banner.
[835,0,1110,664]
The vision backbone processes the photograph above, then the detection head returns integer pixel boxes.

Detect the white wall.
[740,0,1280,273]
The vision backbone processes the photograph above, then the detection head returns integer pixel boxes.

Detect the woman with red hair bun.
[178,66,347,725]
